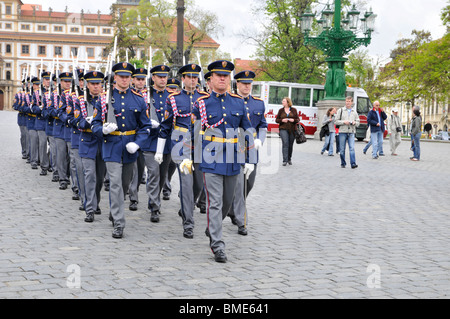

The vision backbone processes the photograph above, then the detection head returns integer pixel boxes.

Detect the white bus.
[251,81,372,140]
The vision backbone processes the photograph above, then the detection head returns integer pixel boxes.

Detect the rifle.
[38,58,43,106]
[49,58,55,93]
[106,37,117,124]
[56,55,61,96]
[147,46,158,122]
[196,51,206,92]
[71,52,80,97]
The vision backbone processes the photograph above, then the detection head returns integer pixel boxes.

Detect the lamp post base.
[314,99,347,140]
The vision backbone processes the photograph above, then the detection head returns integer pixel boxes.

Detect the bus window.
[357,97,372,115]
[345,90,355,99]
[268,85,289,105]
[291,88,311,107]
[252,84,261,98]
[312,89,325,106]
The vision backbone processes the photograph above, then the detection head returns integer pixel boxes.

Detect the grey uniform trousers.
[37,130,49,170]
[142,151,171,213]
[177,163,204,231]
[67,141,79,194]
[81,149,106,214]
[230,165,257,227]
[28,129,39,166]
[48,136,58,174]
[19,125,29,157]
[128,150,145,203]
[105,161,134,229]
[55,137,69,184]
[203,172,239,253]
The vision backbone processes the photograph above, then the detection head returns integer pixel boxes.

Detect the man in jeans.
[367,101,387,159]
[335,96,360,169]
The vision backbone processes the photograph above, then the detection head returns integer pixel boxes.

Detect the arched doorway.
[0,90,4,111]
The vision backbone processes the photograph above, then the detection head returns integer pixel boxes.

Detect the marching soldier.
[155,63,208,239]
[229,70,266,235]
[27,77,41,170]
[191,60,257,262]
[67,69,86,209]
[13,80,28,160]
[91,62,152,238]
[136,64,171,223]
[31,71,51,176]
[73,70,106,222]
[128,67,148,211]
[54,72,73,190]
[42,74,58,180]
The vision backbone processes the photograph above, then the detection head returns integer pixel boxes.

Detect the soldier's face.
[33,84,39,91]
[115,74,131,90]
[152,75,168,90]
[134,77,146,90]
[237,82,252,97]
[88,82,102,96]
[210,73,230,94]
[43,78,50,88]
[182,75,198,91]
[61,80,72,90]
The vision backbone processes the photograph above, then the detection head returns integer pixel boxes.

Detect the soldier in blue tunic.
[228,70,266,235]
[191,60,257,262]
[13,80,28,160]
[156,63,208,239]
[73,70,106,222]
[91,62,152,238]
[27,77,40,170]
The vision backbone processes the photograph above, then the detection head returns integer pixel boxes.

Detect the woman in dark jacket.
[275,97,300,166]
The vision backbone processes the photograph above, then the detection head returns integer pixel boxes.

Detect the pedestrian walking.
[320,107,336,156]
[335,96,360,169]
[388,108,402,156]
[275,97,299,166]
[367,101,387,159]
[410,108,422,161]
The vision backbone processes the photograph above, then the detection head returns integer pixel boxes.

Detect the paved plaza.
[0,110,449,299]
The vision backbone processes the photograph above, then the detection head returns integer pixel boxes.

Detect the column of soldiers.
[13,59,267,263]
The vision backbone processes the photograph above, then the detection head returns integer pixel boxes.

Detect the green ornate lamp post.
[301,1,376,100]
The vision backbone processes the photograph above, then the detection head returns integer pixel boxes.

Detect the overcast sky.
[32,0,447,63]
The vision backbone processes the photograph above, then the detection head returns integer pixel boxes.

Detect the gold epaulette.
[197,93,210,101]
[230,92,243,99]
[168,90,182,98]
[131,89,143,98]
[252,96,264,102]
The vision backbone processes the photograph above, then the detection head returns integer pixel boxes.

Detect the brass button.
[122,116,125,119]
[121,96,125,99]
[122,124,125,127]
[122,109,125,112]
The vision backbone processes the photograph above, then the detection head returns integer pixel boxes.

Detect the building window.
[5,23,12,29]
[86,27,95,34]
[21,24,31,31]
[71,47,78,56]
[6,44,11,53]
[86,47,95,58]
[38,25,47,31]
[6,6,12,15]
[6,71,11,80]
[54,46,62,56]
[38,46,46,55]
[102,28,111,34]
[54,26,63,32]
[5,63,11,68]
[22,45,30,54]
[70,27,79,33]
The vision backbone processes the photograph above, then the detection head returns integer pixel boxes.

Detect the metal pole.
[176,0,185,69]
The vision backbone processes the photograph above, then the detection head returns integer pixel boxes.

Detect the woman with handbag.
[320,107,336,156]
[276,97,300,166]
[388,108,402,156]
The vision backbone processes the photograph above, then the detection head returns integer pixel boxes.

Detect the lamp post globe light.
[300,0,376,100]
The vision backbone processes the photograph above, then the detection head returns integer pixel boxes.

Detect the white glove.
[180,159,194,175]
[102,123,118,135]
[85,116,93,124]
[243,163,255,179]
[151,119,160,129]
[254,139,262,150]
[126,142,140,154]
[154,153,163,165]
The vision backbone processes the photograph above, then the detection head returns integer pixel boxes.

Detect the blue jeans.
[370,131,384,158]
[411,133,421,159]
[279,129,294,163]
[339,133,356,167]
[321,132,336,155]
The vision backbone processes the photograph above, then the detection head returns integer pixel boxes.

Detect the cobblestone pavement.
[1,110,449,299]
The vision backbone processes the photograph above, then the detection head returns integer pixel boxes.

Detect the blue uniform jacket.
[191,91,256,176]
[91,88,152,164]
[159,89,208,161]
[139,88,171,153]
[67,92,83,149]
[243,94,268,163]
[57,90,74,142]
[41,89,55,136]
[73,95,102,160]
[31,89,48,131]
[48,90,64,139]
[367,109,387,133]
[23,93,36,131]
[13,92,26,127]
